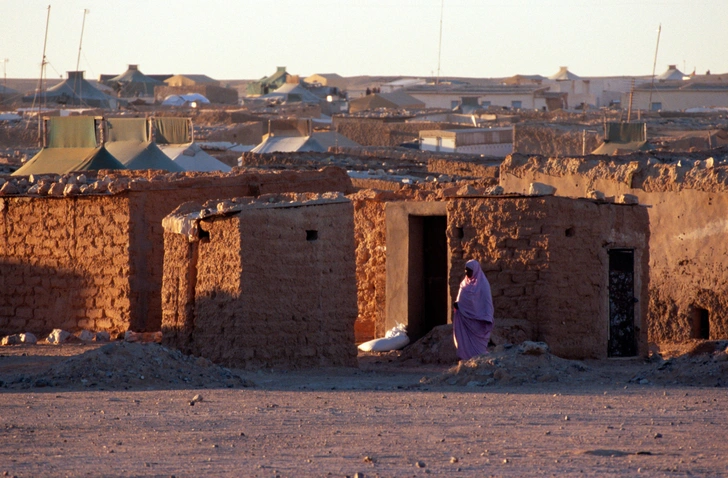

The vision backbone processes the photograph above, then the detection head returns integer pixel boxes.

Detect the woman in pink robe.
[453,259,494,361]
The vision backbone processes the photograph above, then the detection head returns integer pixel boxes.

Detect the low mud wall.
[500,151,728,343]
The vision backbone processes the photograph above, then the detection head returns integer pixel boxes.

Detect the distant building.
[406,83,550,110]
[622,82,728,112]
[419,127,514,157]
[304,73,347,91]
[247,66,292,96]
[154,74,237,105]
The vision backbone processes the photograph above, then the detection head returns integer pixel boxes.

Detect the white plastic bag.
[358,323,410,352]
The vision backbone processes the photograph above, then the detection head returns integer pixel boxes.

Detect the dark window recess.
[608,249,637,357]
[306,230,318,241]
[565,227,575,237]
[454,227,464,239]
[198,227,210,241]
[692,307,710,339]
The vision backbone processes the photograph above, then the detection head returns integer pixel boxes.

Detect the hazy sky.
[2,0,727,81]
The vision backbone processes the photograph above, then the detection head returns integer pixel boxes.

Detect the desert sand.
[1,342,727,477]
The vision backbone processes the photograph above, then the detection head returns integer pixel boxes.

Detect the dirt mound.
[2,342,253,390]
[422,341,589,386]
[634,341,728,387]
[398,324,458,364]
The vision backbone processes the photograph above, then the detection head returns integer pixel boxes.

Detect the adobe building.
[161,193,357,369]
[351,189,650,360]
[0,168,353,338]
[499,150,728,344]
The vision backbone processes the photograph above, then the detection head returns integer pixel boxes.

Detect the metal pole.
[75,9,89,102]
[436,0,444,87]
[2,59,7,93]
[648,24,661,113]
[37,5,51,145]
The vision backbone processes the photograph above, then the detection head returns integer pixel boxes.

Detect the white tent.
[159,142,231,172]
[161,93,211,107]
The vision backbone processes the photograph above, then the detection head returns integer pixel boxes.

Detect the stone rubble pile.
[634,341,728,387]
[422,341,590,387]
[1,341,254,390]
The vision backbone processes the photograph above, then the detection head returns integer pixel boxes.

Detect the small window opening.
[199,226,210,241]
[306,230,318,241]
[692,307,710,339]
[454,227,464,239]
[565,227,575,237]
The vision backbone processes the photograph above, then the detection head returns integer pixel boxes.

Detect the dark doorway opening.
[608,249,637,357]
[691,307,710,339]
[408,215,448,342]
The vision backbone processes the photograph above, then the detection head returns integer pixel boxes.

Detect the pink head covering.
[456,259,494,323]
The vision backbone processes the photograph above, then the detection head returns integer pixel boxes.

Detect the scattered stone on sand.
[421,341,589,386]
[2,342,254,390]
[638,340,728,387]
[397,324,458,364]
[45,329,71,345]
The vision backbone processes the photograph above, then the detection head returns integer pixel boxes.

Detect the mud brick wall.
[447,196,649,359]
[333,117,455,147]
[163,201,358,368]
[500,153,728,343]
[0,196,132,336]
[351,197,387,342]
[514,124,602,156]
[127,167,354,332]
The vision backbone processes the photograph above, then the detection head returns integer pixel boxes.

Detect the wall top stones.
[502,148,728,193]
[0,166,353,198]
[163,192,350,240]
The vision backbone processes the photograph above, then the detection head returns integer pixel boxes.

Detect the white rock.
[519,341,550,356]
[1,334,21,346]
[705,157,715,169]
[95,331,111,342]
[46,329,71,344]
[528,182,556,196]
[616,194,639,205]
[587,189,605,200]
[19,332,37,344]
[76,174,87,184]
[77,330,95,342]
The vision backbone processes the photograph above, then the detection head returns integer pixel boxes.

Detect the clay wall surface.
[446,196,649,359]
[500,153,728,343]
[514,124,601,156]
[163,201,358,368]
[332,117,458,147]
[0,196,132,336]
[351,195,387,342]
[0,168,353,336]
[127,167,354,332]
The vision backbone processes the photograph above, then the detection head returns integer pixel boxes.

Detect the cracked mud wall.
[446,196,649,359]
[0,195,133,336]
[163,202,358,368]
[500,153,728,343]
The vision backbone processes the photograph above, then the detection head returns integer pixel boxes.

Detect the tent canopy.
[161,93,210,107]
[105,64,162,97]
[12,146,124,175]
[22,71,119,109]
[105,118,185,172]
[592,122,649,155]
[153,117,192,144]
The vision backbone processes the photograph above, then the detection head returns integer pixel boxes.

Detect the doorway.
[407,215,448,342]
[608,249,637,357]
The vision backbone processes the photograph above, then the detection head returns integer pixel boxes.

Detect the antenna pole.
[76,9,89,72]
[36,5,51,145]
[436,0,444,87]
[648,23,661,113]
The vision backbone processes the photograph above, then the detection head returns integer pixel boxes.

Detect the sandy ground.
[0,344,727,477]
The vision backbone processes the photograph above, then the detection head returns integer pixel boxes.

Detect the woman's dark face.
[465,267,473,278]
